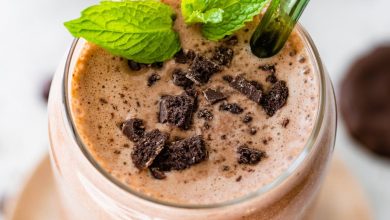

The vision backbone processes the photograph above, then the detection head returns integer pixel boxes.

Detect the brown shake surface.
[70,0,319,204]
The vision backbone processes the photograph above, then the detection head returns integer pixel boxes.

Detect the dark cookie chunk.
[187,55,221,84]
[259,64,276,73]
[219,102,244,114]
[147,73,161,87]
[172,68,193,88]
[266,74,278,84]
[150,62,164,69]
[159,94,196,130]
[249,80,263,90]
[222,75,234,83]
[128,60,143,71]
[224,35,239,46]
[341,46,390,157]
[197,109,213,121]
[243,114,253,123]
[185,87,198,97]
[149,167,166,180]
[230,76,263,104]
[122,118,145,142]
[131,130,169,169]
[174,49,196,64]
[212,46,234,66]
[237,145,266,165]
[203,88,227,104]
[261,81,289,116]
[153,136,208,171]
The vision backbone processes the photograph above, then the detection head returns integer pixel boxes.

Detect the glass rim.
[61,23,327,209]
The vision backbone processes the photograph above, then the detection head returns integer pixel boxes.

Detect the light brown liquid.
[70,0,319,205]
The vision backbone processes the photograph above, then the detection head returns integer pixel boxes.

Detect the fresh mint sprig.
[64,1,181,64]
[182,0,269,41]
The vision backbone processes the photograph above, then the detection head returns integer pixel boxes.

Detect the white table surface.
[0,0,389,219]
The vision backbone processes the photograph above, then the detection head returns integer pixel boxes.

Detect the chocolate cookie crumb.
[187,55,221,84]
[224,35,239,46]
[131,130,169,169]
[230,76,263,104]
[159,94,196,130]
[249,127,257,135]
[261,81,289,116]
[122,118,145,142]
[172,68,193,88]
[203,88,227,104]
[198,109,213,121]
[221,135,227,140]
[236,176,242,182]
[150,62,164,69]
[128,60,143,71]
[249,80,263,90]
[259,64,276,74]
[149,167,166,180]
[243,114,253,123]
[266,74,278,84]
[237,145,266,165]
[222,75,233,83]
[219,102,244,114]
[282,119,290,128]
[212,46,234,66]
[147,73,161,87]
[185,87,198,97]
[174,49,196,64]
[153,136,208,171]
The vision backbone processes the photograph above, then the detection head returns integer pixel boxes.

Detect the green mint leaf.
[64,1,181,64]
[182,0,268,41]
[182,0,224,24]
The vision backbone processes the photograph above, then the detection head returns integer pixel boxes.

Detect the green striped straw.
[250,0,310,58]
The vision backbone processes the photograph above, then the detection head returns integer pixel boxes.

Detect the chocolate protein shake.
[70,0,318,205]
[48,0,337,219]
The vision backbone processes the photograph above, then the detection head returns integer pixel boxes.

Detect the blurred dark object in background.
[341,45,390,158]
[41,76,53,103]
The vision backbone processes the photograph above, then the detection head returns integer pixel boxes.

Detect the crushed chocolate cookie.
[147,73,161,87]
[237,145,266,165]
[203,88,227,104]
[261,81,289,116]
[197,109,213,121]
[243,114,253,123]
[249,127,257,135]
[187,55,221,84]
[152,136,208,171]
[236,176,242,182]
[185,87,198,97]
[222,75,233,83]
[249,80,263,90]
[221,135,227,140]
[224,35,239,46]
[222,165,230,171]
[219,102,244,114]
[259,64,276,74]
[150,62,164,69]
[266,74,278,84]
[128,60,143,71]
[159,94,196,130]
[99,98,108,104]
[172,68,193,88]
[230,76,263,104]
[203,122,210,130]
[212,46,234,66]
[149,167,166,180]
[282,119,290,128]
[122,118,145,142]
[174,49,196,64]
[131,130,169,169]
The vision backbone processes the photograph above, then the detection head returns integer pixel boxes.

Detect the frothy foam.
[70,0,319,205]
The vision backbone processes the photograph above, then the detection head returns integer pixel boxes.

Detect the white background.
[0,0,390,219]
